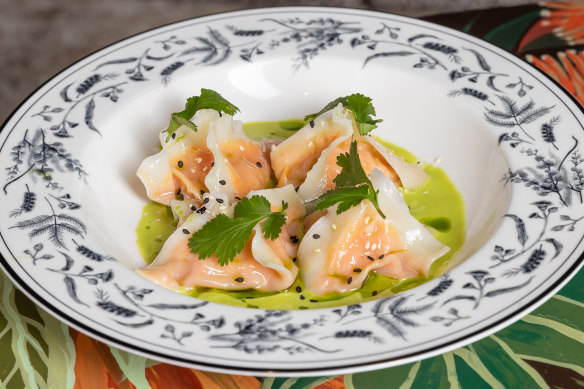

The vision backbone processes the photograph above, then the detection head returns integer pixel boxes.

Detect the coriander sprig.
[304,93,382,135]
[188,195,288,266]
[164,88,240,142]
[312,140,385,218]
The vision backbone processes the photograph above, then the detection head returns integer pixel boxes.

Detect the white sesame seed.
[365,242,370,249]
[364,216,371,224]
[239,145,244,151]
[203,166,208,171]
[313,249,321,253]
[219,205,227,211]
[372,243,377,250]
[191,168,196,174]
[331,224,337,231]
[195,157,202,164]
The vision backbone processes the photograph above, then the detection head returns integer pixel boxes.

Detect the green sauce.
[135,122,466,309]
[136,202,177,264]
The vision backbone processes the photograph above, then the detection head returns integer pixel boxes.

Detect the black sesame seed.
[172,133,176,139]
[216,198,224,204]
[367,256,375,261]
[353,268,362,273]
[211,162,215,167]
[292,257,297,262]
[177,160,184,168]
[219,180,226,185]
[219,112,222,117]
[372,290,378,296]
[256,161,262,168]
[295,186,299,192]
[295,286,302,292]
[313,234,320,239]
[235,277,244,283]
[177,193,184,200]
[235,196,241,201]
[378,254,385,259]
[190,205,197,211]
[310,299,318,303]
[299,295,305,300]
[196,206,206,214]
[200,190,205,196]
[203,198,209,204]
[182,228,190,234]
[310,120,315,128]
[347,277,353,285]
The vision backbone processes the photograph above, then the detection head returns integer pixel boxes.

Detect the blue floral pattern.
[0,9,583,375]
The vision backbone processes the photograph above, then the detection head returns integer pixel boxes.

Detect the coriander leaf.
[170,114,197,132]
[234,195,272,219]
[188,195,289,265]
[333,139,371,188]
[311,139,386,218]
[314,186,370,214]
[261,202,288,240]
[345,93,382,135]
[304,97,346,123]
[164,88,240,141]
[303,93,382,135]
[188,214,250,266]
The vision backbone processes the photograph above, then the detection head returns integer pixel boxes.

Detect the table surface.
[0,2,583,388]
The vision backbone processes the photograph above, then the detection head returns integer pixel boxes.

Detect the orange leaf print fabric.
[540,2,584,45]
[71,329,136,389]
[526,50,584,106]
[71,329,261,389]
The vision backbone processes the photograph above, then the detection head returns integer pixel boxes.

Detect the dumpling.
[297,169,449,295]
[136,185,305,292]
[270,104,354,189]
[204,114,272,203]
[137,110,272,207]
[137,109,219,205]
[270,104,427,202]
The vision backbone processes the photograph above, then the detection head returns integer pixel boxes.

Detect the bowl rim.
[1,5,583,376]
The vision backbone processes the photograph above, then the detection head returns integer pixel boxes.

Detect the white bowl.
[0,7,582,376]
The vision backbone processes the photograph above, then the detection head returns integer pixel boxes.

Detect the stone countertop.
[0,0,538,124]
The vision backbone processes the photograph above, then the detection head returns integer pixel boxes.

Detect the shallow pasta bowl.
[0,7,583,377]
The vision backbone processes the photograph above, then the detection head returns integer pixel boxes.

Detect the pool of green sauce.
[136,120,466,309]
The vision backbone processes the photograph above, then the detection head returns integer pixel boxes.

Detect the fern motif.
[9,184,36,217]
[181,28,233,66]
[10,198,86,249]
[541,116,561,150]
[372,295,434,339]
[3,129,88,194]
[484,95,554,142]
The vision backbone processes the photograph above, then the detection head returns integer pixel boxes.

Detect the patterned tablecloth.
[1,2,583,388]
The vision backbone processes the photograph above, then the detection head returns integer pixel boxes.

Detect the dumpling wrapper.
[137,109,218,205]
[136,185,305,293]
[137,110,272,206]
[205,114,272,203]
[270,104,427,203]
[270,104,354,190]
[297,169,449,296]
